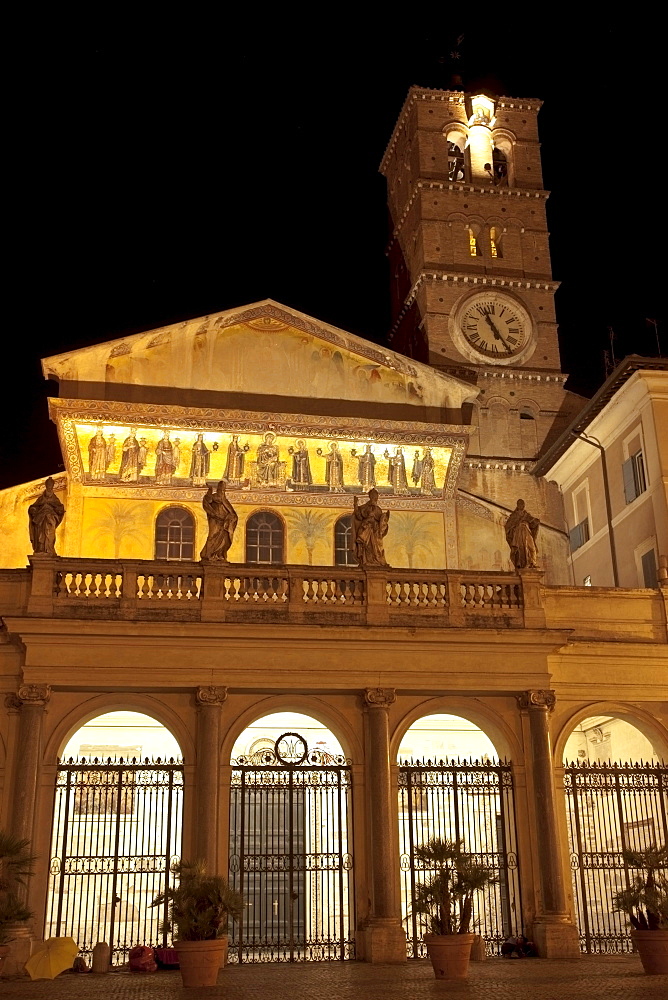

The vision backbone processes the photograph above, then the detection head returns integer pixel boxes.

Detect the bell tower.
[380,86,583,463]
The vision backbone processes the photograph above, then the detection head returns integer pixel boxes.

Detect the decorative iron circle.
[274,732,308,766]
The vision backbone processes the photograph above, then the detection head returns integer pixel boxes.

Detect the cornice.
[388,179,548,243]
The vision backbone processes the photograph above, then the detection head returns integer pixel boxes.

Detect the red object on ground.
[128,946,157,973]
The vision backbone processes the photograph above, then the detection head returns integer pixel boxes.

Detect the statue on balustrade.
[224,434,249,484]
[190,433,210,485]
[505,499,540,570]
[88,427,109,481]
[28,478,65,556]
[355,444,376,489]
[119,429,141,482]
[289,440,312,489]
[200,481,238,562]
[385,446,408,493]
[352,488,390,567]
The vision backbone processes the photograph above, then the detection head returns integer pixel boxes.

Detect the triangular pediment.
[42,300,476,411]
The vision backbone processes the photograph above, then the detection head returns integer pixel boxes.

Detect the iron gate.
[564,760,668,953]
[45,757,184,964]
[399,760,521,957]
[229,732,354,962]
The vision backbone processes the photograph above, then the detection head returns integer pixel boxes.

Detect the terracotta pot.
[631,929,668,976]
[175,939,227,988]
[424,933,475,980]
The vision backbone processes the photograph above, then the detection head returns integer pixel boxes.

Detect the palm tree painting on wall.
[387,512,439,569]
[90,502,148,558]
[285,509,332,565]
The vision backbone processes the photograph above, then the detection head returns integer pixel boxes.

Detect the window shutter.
[622,457,637,503]
[641,548,658,588]
[569,524,582,551]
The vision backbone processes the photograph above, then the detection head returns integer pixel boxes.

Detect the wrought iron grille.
[399,759,521,957]
[229,732,354,962]
[564,760,668,953]
[45,757,184,965]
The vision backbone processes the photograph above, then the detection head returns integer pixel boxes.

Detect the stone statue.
[385,446,408,493]
[355,444,376,489]
[200,481,238,562]
[119,429,141,482]
[505,499,540,570]
[189,433,210,485]
[224,435,249,483]
[28,478,65,556]
[352,488,390,567]
[88,428,108,481]
[289,440,312,489]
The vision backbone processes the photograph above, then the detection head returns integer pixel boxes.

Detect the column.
[362,688,406,963]
[10,684,51,844]
[517,690,580,958]
[195,686,227,873]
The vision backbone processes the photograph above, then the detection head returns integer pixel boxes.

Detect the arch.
[491,128,516,187]
[391,697,522,763]
[555,702,668,763]
[221,695,362,765]
[334,514,356,566]
[443,123,469,183]
[245,508,285,564]
[44,693,193,764]
[154,504,196,561]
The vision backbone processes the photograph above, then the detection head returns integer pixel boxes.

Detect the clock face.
[458,294,532,363]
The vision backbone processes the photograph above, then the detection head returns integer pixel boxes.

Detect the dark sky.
[5,17,664,490]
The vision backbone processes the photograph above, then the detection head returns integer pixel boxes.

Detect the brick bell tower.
[380,87,584,468]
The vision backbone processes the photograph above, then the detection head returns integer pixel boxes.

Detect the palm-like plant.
[151,859,243,941]
[612,844,668,931]
[91,502,147,558]
[410,837,498,935]
[389,512,433,569]
[285,510,331,565]
[0,831,36,945]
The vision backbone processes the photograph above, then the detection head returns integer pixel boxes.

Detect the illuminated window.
[490,226,503,259]
[447,141,466,182]
[246,511,284,565]
[334,515,357,566]
[155,507,195,561]
[468,229,481,257]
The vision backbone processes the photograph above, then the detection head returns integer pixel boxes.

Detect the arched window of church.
[155,506,195,561]
[492,146,508,184]
[468,228,481,257]
[490,226,503,259]
[246,511,284,565]
[334,515,357,566]
[447,141,466,182]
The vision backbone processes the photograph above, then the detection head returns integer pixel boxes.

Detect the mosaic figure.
[355,444,376,489]
[155,430,177,485]
[289,440,313,489]
[385,445,408,493]
[200,481,238,562]
[412,447,436,495]
[119,429,141,482]
[352,488,390,567]
[256,432,280,484]
[88,428,108,481]
[320,441,344,491]
[224,435,249,483]
[190,433,210,486]
[28,478,65,556]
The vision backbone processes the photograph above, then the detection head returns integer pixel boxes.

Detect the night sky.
[5,17,664,491]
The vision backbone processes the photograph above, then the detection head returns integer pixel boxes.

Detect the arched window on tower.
[246,511,284,565]
[155,507,195,561]
[490,226,504,259]
[468,227,482,257]
[334,515,357,566]
[447,141,466,182]
[492,146,508,184]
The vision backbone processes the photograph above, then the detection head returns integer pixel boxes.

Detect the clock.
[452,292,534,366]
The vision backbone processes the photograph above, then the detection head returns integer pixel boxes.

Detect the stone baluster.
[517,690,580,958]
[195,686,227,872]
[362,688,406,963]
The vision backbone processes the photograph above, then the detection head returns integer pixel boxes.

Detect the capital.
[4,693,22,713]
[516,689,556,712]
[196,685,228,707]
[364,687,396,709]
[17,684,51,707]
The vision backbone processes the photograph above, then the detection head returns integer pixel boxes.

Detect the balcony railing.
[0,556,547,628]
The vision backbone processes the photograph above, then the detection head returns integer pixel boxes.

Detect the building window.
[569,518,590,552]
[447,141,466,182]
[622,450,647,503]
[246,511,284,565]
[468,229,481,257]
[641,548,658,588]
[492,146,508,184]
[155,507,195,561]
[334,515,357,566]
[490,226,503,259]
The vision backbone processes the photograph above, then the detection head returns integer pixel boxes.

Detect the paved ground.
[1,956,667,1000]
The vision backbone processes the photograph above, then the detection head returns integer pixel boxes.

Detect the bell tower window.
[490,226,503,259]
[447,141,466,182]
[492,147,508,184]
[468,228,481,257]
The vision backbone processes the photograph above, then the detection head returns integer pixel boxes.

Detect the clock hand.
[483,314,512,352]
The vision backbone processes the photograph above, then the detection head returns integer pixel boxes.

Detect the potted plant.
[612,843,668,976]
[151,859,243,988]
[0,831,36,974]
[410,837,497,980]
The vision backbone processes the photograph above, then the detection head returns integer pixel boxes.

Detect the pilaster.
[195,686,227,872]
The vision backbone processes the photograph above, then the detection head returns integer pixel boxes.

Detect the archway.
[45,711,184,966]
[562,711,668,953]
[228,711,353,963]
[396,714,521,958]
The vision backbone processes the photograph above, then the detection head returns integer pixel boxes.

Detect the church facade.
[1,87,667,972]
